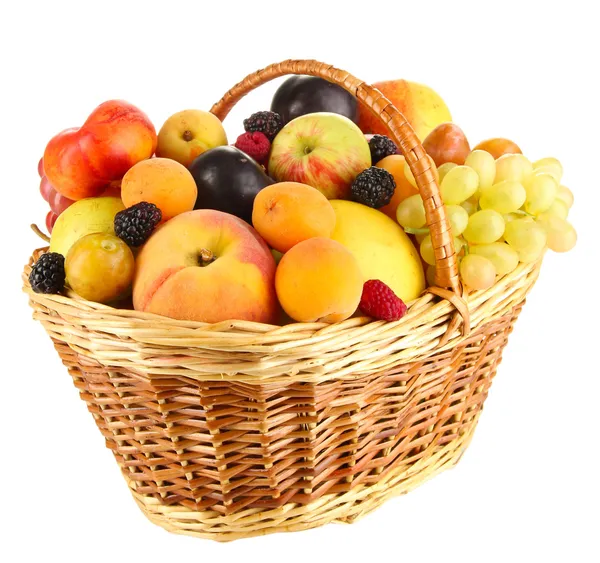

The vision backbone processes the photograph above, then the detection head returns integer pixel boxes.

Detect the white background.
[2,1,599,561]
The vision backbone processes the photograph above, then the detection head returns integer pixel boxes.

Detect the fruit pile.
[30,75,577,326]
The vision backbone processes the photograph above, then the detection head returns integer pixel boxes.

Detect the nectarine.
[43,100,157,200]
[473,138,522,159]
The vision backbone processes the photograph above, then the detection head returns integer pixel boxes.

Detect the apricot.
[423,123,470,167]
[121,157,197,221]
[252,182,336,252]
[473,138,522,160]
[275,237,363,323]
[375,155,418,219]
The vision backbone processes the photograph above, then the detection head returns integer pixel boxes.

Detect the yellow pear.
[49,197,125,257]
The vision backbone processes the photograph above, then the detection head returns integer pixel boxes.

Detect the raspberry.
[351,167,396,208]
[114,202,162,247]
[243,111,283,141]
[359,279,407,321]
[234,132,271,165]
[369,135,398,163]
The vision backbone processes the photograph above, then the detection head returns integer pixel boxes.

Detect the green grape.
[479,180,526,214]
[532,157,562,183]
[396,194,427,229]
[403,155,436,189]
[460,254,496,290]
[426,265,436,286]
[415,232,429,245]
[453,236,464,253]
[524,173,558,215]
[540,199,569,220]
[556,185,574,209]
[438,162,458,183]
[446,204,469,235]
[461,198,478,216]
[504,218,547,262]
[420,236,435,265]
[536,215,577,252]
[420,234,463,266]
[469,242,519,276]
[440,165,479,204]
[503,213,520,224]
[495,154,533,184]
[465,150,496,191]
[463,209,505,244]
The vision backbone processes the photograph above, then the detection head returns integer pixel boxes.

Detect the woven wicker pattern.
[23,60,543,541]
[24,249,540,540]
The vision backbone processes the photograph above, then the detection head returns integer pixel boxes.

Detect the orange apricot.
[252,182,336,253]
[121,157,197,220]
[375,155,419,219]
[473,138,522,159]
[275,237,363,323]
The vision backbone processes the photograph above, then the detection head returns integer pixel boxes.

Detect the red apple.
[43,100,157,200]
[268,113,371,199]
[38,157,44,177]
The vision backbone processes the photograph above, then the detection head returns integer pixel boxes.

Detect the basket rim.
[23,246,542,385]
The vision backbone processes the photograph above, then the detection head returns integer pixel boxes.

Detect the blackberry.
[351,167,396,209]
[29,252,65,294]
[114,202,162,247]
[243,111,283,141]
[369,135,398,164]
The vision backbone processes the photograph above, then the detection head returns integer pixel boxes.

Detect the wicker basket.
[23,60,542,542]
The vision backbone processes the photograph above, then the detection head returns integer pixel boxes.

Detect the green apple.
[49,197,125,257]
[267,112,371,199]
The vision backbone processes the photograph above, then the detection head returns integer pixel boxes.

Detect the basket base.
[128,419,476,542]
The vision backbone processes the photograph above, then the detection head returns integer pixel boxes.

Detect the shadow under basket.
[24,60,543,542]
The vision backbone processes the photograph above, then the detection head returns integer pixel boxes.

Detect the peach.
[375,155,419,219]
[121,157,197,220]
[275,237,363,323]
[423,123,470,167]
[252,182,336,252]
[473,138,522,159]
[358,80,452,141]
[133,209,277,324]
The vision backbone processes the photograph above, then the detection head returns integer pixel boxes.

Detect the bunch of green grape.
[396,151,577,290]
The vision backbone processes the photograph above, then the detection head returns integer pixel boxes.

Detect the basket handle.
[210,59,461,294]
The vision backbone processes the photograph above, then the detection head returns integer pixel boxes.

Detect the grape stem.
[404,227,430,235]
[513,209,535,217]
